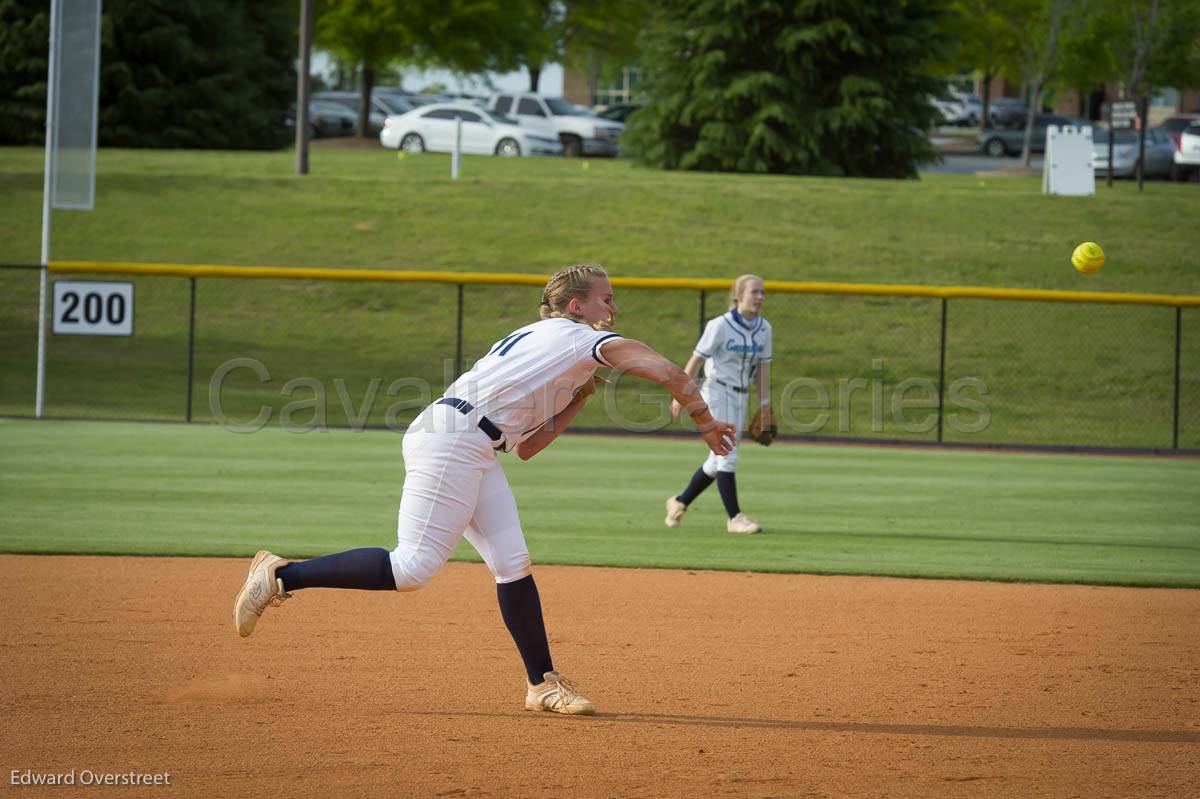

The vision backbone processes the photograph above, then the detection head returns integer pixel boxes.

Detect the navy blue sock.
[677,467,715,506]
[276,547,396,591]
[716,471,741,518]
[496,575,554,685]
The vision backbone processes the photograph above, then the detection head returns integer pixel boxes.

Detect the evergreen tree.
[99,0,296,149]
[0,0,50,145]
[0,0,296,149]
[624,0,952,177]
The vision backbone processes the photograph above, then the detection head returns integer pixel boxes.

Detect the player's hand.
[699,421,737,456]
[670,399,683,419]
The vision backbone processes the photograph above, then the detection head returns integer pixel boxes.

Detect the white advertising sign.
[1042,126,1096,197]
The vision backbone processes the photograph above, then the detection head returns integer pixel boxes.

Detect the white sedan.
[379,103,562,157]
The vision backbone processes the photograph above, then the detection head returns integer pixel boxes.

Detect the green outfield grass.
[1,147,1198,447]
[1,146,1198,291]
[1,419,1197,587]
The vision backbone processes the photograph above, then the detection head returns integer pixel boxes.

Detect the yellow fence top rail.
[47,260,1200,308]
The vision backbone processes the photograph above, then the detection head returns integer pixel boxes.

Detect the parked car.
[930,95,957,126]
[1159,113,1200,146]
[931,92,980,127]
[1174,120,1200,181]
[486,93,623,157]
[985,97,1029,127]
[380,90,454,108]
[1159,114,1200,178]
[286,100,356,139]
[959,93,983,125]
[313,90,414,135]
[977,114,1092,157]
[1092,127,1176,179]
[379,103,563,157]
[446,93,488,107]
[596,103,642,124]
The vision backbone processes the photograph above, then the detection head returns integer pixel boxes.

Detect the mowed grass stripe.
[1,419,1196,586]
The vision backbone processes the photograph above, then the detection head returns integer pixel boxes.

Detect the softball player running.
[666,274,771,534]
[233,264,736,715]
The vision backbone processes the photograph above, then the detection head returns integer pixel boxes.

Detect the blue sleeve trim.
[592,333,622,365]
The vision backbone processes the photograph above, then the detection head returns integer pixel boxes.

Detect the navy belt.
[435,397,503,445]
[715,379,749,394]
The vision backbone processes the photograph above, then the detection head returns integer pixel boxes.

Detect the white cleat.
[525,671,597,715]
[233,550,291,637]
[726,513,762,534]
[664,496,687,528]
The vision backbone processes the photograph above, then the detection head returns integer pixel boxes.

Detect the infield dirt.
[2,555,1198,797]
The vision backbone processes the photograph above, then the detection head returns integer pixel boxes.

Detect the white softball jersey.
[389,318,621,591]
[444,317,621,453]
[695,310,772,389]
[694,310,771,475]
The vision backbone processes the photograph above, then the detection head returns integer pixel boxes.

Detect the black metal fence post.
[936,298,948,443]
[185,277,196,423]
[1173,306,1182,449]
[455,284,464,377]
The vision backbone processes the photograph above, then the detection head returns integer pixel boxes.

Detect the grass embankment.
[1,147,1197,447]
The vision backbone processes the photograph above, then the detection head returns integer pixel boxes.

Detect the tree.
[0,0,297,149]
[315,0,405,136]
[316,0,525,136]
[1000,0,1089,166]
[0,1,49,145]
[102,0,297,149]
[1057,11,1118,118]
[946,0,1025,132]
[624,0,952,178]
[1107,0,1200,100]
[509,0,648,93]
[512,1,559,93]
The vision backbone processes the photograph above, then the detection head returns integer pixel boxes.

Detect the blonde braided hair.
[539,264,608,323]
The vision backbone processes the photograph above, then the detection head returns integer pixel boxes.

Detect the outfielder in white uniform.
[233,264,736,715]
[666,274,771,534]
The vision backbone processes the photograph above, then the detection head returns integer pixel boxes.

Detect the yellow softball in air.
[1072,242,1105,274]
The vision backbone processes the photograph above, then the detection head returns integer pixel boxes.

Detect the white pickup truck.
[486,93,623,157]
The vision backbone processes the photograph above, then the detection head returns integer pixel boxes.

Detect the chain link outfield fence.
[1,262,1198,452]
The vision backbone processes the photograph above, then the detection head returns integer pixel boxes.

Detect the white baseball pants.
[701,380,747,476]
[389,403,531,590]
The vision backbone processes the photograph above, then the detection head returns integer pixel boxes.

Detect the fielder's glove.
[748,406,777,446]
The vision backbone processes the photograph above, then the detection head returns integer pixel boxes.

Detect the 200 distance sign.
[52,281,134,336]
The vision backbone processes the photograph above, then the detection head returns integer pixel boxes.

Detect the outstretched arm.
[600,338,735,456]
[671,354,705,418]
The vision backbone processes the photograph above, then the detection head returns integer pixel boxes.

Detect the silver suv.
[486,93,623,157]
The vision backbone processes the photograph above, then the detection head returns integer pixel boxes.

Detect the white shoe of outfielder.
[525,671,597,715]
[726,513,762,534]
[664,496,687,528]
[233,550,291,637]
